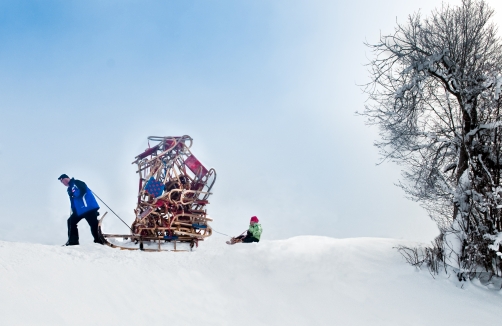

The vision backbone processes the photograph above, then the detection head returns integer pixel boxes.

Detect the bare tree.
[363,0,502,276]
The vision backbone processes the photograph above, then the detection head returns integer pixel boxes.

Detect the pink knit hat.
[250,216,259,223]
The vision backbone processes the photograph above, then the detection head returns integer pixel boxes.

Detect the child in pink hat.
[227,216,262,245]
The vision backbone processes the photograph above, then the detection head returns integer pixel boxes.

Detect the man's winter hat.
[250,216,259,223]
[58,174,69,180]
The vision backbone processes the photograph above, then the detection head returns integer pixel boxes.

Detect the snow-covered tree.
[363,0,502,276]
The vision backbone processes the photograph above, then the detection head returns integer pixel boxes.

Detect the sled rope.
[212,229,247,238]
[92,191,133,232]
[211,229,231,237]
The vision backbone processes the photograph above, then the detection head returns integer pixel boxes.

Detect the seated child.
[227,216,262,244]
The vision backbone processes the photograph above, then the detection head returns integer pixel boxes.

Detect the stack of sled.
[130,135,216,247]
[97,135,216,251]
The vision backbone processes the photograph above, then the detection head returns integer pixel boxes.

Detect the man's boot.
[65,232,80,246]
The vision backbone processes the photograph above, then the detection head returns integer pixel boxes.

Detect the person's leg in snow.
[66,210,102,245]
[82,210,103,244]
[242,236,259,243]
[226,234,259,244]
[66,213,83,245]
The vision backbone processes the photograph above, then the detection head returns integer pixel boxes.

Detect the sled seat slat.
[185,155,208,178]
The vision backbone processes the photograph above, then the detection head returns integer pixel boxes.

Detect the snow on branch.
[363,0,502,278]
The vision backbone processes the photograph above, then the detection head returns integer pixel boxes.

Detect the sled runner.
[226,238,243,245]
[98,135,216,251]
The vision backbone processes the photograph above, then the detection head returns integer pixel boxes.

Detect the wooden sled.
[226,238,242,245]
[98,211,195,252]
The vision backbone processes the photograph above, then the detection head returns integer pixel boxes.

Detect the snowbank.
[0,236,499,325]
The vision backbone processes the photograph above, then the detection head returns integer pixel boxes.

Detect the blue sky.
[0,0,500,245]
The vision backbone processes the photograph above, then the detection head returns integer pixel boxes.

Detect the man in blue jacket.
[58,174,103,246]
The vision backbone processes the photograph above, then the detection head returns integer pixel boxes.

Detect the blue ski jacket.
[67,178,100,216]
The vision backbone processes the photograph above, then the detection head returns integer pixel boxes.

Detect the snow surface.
[0,236,499,326]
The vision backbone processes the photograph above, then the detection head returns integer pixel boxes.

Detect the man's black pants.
[67,210,100,245]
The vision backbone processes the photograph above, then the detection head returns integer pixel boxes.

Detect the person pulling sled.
[58,174,104,246]
[226,216,262,245]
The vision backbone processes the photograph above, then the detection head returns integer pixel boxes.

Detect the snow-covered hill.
[0,236,499,325]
